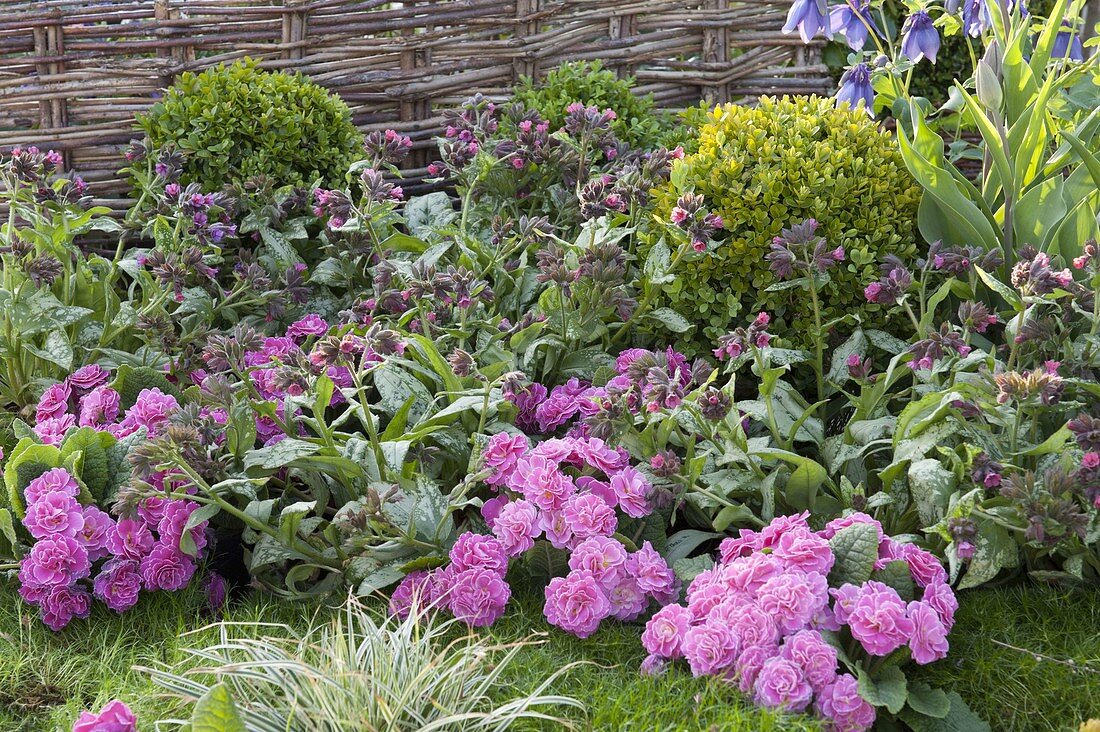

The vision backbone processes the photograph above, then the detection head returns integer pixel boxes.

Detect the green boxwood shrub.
[652,95,921,354]
[138,59,363,190]
[512,61,671,148]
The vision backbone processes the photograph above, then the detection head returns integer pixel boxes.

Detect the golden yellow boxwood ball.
[651,95,921,355]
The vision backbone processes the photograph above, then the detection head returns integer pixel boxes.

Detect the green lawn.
[910,585,1100,732]
[0,582,1096,731]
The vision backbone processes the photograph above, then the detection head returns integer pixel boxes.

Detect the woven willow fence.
[0,0,831,214]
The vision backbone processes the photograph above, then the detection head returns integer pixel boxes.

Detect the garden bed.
[1,1,1099,731]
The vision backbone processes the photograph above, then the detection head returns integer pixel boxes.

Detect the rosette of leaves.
[650,95,921,355]
[138,59,363,191]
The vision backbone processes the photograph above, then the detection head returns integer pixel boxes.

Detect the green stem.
[753,348,788,451]
[172,461,340,569]
[459,183,476,238]
[611,241,690,346]
[351,365,387,476]
[808,278,826,402]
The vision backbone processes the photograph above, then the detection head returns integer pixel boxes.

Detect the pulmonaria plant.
[764,218,845,400]
[427,93,677,233]
[389,433,678,637]
[848,237,1100,586]
[642,512,964,731]
[314,128,412,232]
[0,148,115,411]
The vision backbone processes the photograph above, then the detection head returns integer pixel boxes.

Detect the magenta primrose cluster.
[390,432,678,637]
[641,512,958,732]
[33,363,179,444]
[17,464,207,630]
[20,365,210,630]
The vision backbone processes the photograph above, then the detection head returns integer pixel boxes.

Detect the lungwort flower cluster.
[389,433,677,637]
[641,512,958,731]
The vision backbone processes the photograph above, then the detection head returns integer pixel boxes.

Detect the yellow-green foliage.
[653,96,921,353]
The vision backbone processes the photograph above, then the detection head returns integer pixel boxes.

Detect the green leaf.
[526,539,570,590]
[974,267,1022,311]
[25,330,74,370]
[828,522,879,588]
[828,329,866,384]
[664,529,720,565]
[871,559,916,603]
[959,521,1019,590]
[349,556,408,595]
[785,459,827,512]
[189,683,246,732]
[649,307,693,333]
[712,504,759,532]
[857,665,908,714]
[643,238,674,285]
[906,682,952,719]
[1012,178,1067,251]
[404,192,457,238]
[1018,425,1072,457]
[244,438,320,471]
[673,555,713,585]
[908,458,957,526]
[901,691,992,732]
[373,361,433,422]
[898,106,999,251]
[258,226,302,267]
[0,508,19,558]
